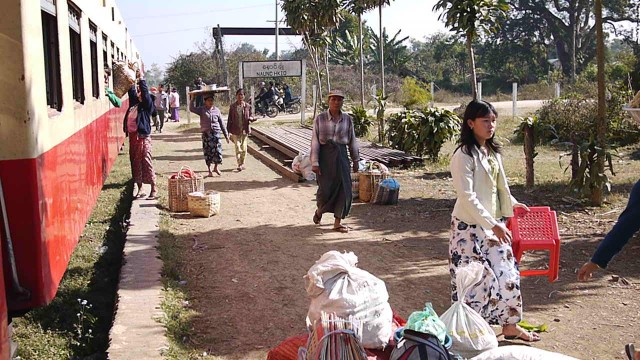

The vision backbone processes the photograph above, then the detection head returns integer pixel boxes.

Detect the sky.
[117,0,448,71]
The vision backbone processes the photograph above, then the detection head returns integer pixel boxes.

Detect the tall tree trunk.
[466,34,478,100]
[524,124,535,187]
[592,0,606,206]
[325,46,331,92]
[571,133,579,180]
[379,2,385,97]
[358,13,365,107]
[571,13,577,82]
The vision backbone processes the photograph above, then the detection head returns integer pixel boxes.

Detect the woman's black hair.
[456,99,501,156]
[236,88,244,96]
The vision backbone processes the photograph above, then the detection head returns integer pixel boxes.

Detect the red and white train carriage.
[0,1,140,357]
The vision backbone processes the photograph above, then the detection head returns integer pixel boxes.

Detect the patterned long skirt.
[448,216,522,326]
[129,132,156,185]
[202,131,223,166]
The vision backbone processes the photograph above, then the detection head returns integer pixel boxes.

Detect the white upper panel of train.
[0,0,140,160]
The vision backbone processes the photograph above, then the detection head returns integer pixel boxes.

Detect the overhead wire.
[125,4,272,20]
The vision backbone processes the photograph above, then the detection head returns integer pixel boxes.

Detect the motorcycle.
[275,96,301,114]
[255,96,279,118]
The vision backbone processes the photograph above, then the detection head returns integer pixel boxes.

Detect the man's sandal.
[333,225,350,233]
[625,343,635,360]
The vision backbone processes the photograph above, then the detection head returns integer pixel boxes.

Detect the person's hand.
[577,261,601,281]
[491,223,512,244]
[514,202,530,212]
[352,162,359,173]
[312,165,321,175]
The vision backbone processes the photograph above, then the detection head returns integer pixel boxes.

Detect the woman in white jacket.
[449,100,540,342]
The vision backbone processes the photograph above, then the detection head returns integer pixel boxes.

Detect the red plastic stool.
[507,206,560,282]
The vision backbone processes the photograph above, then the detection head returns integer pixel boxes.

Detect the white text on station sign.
[242,61,303,78]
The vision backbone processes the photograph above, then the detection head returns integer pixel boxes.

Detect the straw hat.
[327,89,345,99]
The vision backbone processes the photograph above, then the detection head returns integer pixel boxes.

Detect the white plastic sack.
[292,152,313,179]
[469,345,580,360]
[304,251,393,349]
[292,153,304,174]
[440,262,498,358]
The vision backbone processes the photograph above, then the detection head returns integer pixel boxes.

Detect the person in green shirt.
[104,66,121,108]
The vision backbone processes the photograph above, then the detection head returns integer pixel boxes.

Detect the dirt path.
[152,121,639,360]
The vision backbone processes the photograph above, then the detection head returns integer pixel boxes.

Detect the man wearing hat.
[310,90,360,232]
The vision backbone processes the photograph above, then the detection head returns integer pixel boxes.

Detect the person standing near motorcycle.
[283,84,292,103]
[227,88,256,171]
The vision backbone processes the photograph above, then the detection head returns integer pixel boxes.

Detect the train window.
[68,3,84,104]
[41,2,63,111]
[102,34,109,88]
[89,23,99,99]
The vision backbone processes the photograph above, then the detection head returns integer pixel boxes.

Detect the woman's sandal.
[147,193,158,200]
[313,212,322,225]
[333,225,350,233]
[503,330,541,342]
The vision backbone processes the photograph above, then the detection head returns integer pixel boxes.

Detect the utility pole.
[275,0,279,60]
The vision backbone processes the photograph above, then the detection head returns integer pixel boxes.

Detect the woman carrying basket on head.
[189,92,229,177]
[310,90,359,233]
[448,100,540,342]
[123,67,157,199]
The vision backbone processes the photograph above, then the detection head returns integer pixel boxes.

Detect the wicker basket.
[623,107,640,125]
[112,62,135,98]
[188,191,221,218]
[359,172,389,203]
[168,168,203,212]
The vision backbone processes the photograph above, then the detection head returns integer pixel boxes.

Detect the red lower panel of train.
[0,102,128,311]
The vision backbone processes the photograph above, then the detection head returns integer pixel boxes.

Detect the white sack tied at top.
[304,250,393,349]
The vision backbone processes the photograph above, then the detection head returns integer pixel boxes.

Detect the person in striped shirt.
[310,90,360,233]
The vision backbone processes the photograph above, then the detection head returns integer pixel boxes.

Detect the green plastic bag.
[405,302,447,344]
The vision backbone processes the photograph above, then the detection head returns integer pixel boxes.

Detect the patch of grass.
[157,215,214,360]
[12,153,133,359]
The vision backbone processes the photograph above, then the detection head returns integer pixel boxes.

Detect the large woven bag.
[188,191,220,218]
[372,178,400,205]
[112,62,135,98]
[359,172,389,203]
[168,166,203,212]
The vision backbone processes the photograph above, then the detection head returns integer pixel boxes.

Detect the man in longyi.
[310,90,359,233]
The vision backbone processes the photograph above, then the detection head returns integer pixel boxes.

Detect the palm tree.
[368,29,410,76]
[281,0,341,102]
[345,0,388,107]
[433,0,509,100]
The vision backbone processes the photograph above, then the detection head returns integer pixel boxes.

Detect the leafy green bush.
[513,114,557,144]
[399,77,431,109]
[349,106,373,138]
[387,107,460,161]
[535,84,639,146]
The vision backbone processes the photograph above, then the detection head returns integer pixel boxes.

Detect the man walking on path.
[310,90,359,233]
[578,179,640,360]
[227,88,256,171]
